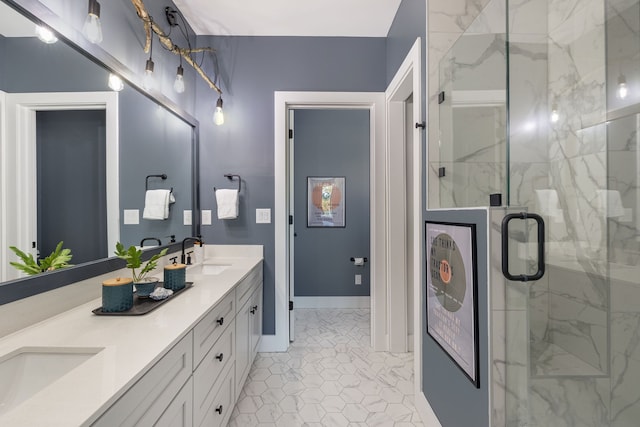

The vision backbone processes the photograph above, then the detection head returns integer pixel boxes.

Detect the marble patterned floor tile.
[229,308,424,426]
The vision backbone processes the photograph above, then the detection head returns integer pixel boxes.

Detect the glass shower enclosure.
[429,0,640,425]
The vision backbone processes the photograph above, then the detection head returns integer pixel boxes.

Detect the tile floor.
[229,308,424,426]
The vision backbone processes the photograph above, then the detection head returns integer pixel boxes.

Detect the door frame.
[265,91,386,352]
[1,91,119,281]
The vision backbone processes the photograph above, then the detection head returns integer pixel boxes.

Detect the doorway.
[289,108,371,341]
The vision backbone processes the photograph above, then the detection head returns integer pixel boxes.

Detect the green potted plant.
[9,241,73,275]
[114,242,168,297]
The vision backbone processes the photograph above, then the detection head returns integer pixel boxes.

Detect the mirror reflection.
[0,1,195,282]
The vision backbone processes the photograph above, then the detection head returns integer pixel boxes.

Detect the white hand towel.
[216,189,239,219]
[143,189,172,220]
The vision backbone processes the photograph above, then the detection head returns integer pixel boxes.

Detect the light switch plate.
[183,210,192,226]
[202,210,212,225]
[355,274,362,285]
[256,208,271,224]
[123,209,139,225]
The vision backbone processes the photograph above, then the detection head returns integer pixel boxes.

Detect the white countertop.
[0,250,262,427]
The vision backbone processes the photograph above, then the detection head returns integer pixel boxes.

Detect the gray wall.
[195,36,386,334]
[423,209,489,427]
[293,109,370,297]
[385,0,426,86]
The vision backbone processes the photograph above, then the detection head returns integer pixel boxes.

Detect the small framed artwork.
[425,220,479,388]
[307,177,345,228]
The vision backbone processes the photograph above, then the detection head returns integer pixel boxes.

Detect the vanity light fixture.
[213,96,224,126]
[35,24,57,44]
[143,34,155,90]
[617,74,628,100]
[174,64,185,94]
[83,0,103,44]
[108,73,124,91]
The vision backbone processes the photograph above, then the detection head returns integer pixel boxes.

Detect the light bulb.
[143,58,155,90]
[617,80,628,100]
[83,0,102,44]
[550,104,559,123]
[108,73,124,91]
[35,25,57,44]
[213,97,224,126]
[174,65,185,93]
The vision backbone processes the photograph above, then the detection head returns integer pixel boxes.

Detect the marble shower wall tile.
[547,265,607,309]
[610,313,640,426]
[428,0,493,33]
[529,377,610,427]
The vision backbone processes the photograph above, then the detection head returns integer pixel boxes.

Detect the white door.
[288,109,295,341]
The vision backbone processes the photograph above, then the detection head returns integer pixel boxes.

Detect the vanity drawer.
[193,290,235,367]
[193,318,235,426]
[92,332,193,427]
[236,263,263,309]
[196,363,235,427]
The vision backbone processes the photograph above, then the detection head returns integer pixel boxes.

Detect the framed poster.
[425,221,479,387]
[307,177,345,227]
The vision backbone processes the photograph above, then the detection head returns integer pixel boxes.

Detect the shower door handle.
[501,212,545,282]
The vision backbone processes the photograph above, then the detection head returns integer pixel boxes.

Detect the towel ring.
[214,174,241,193]
[146,174,172,193]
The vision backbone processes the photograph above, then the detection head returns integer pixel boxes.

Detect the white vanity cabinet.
[235,264,263,397]
[91,260,263,427]
[92,333,194,427]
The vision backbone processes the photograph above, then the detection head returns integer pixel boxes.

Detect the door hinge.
[288,129,293,139]
[289,215,293,225]
[289,301,293,311]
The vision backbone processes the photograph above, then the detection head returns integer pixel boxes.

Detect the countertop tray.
[92,282,193,316]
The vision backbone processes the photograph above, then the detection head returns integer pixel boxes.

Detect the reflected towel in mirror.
[216,189,239,219]
[143,189,175,220]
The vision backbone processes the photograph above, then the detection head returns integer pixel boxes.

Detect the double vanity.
[0,245,263,426]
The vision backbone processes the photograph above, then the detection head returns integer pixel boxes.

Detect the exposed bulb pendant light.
[108,73,124,91]
[174,64,185,94]
[83,0,103,44]
[213,96,224,126]
[35,24,57,44]
[143,33,155,90]
[617,74,628,100]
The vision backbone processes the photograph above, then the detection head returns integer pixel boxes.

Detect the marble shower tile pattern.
[228,309,424,427]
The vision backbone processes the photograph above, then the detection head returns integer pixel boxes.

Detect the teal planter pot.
[135,277,159,297]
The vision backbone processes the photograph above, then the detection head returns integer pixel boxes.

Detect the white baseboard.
[415,391,442,427]
[258,334,289,353]
[295,296,370,309]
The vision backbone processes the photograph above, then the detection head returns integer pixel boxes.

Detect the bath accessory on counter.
[143,189,175,220]
[93,282,193,315]
[101,277,134,312]
[149,287,173,300]
[164,263,186,291]
[134,277,159,298]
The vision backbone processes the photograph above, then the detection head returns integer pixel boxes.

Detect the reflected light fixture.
[617,74,628,99]
[83,0,103,44]
[174,64,185,94]
[35,25,57,44]
[143,34,155,90]
[550,104,559,123]
[213,96,224,126]
[108,73,124,91]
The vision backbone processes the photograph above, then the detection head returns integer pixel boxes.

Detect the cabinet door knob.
[216,317,224,326]
[215,353,224,362]
[215,405,223,414]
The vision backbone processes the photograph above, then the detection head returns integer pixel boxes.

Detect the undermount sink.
[0,347,103,415]
[188,263,231,275]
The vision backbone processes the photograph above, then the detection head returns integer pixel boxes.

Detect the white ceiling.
[0,2,37,37]
[173,0,403,37]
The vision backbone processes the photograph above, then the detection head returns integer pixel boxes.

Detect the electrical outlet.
[355,274,362,285]
[183,210,192,226]
[202,210,212,225]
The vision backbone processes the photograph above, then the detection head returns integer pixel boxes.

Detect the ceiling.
[0,2,36,37]
[173,0,403,37]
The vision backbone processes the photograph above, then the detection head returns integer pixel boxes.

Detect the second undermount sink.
[0,347,103,415]
[188,263,231,275]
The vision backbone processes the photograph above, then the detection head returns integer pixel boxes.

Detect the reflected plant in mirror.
[9,241,73,275]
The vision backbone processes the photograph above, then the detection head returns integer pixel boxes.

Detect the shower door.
[430,0,640,425]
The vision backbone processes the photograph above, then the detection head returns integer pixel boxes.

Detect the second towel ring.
[146,174,173,193]
[214,174,241,192]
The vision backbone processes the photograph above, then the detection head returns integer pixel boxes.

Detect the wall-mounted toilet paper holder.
[350,257,368,266]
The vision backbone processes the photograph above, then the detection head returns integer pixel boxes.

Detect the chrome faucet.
[181,237,203,264]
[140,237,162,247]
